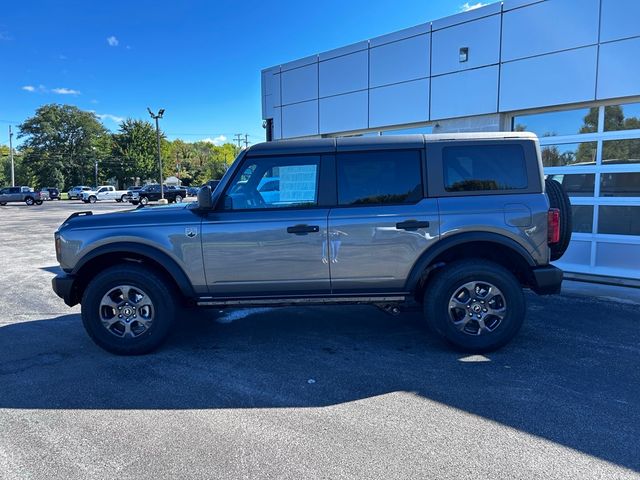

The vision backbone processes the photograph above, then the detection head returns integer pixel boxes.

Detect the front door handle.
[287,224,320,235]
[396,220,430,231]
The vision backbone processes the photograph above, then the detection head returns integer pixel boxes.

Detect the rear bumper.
[52,273,78,307]
[530,265,563,295]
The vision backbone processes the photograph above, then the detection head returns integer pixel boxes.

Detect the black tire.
[35,200,43,205]
[25,197,35,206]
[175,195,183,203]
[140,196,149,205]
[0,202,6,206]
[130,200,139,205]
[545,178,572,261]
[89,195,97,204]
[120,194,127,202]
[81,264,176,355]
[424,259,525,353]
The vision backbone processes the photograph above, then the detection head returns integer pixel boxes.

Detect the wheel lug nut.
[118,314,122,318]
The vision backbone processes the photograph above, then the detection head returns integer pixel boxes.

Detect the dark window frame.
[427,140,542,197]
[334,149,426,208]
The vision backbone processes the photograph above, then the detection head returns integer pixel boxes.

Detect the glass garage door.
[513,101,640,280]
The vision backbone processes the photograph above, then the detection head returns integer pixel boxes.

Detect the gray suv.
[52,133,569,355]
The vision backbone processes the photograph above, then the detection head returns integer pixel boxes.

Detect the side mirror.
[197,185,213,209]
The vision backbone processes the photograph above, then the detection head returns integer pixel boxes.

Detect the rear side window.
[337,150,423,205]
[443,145,528,192]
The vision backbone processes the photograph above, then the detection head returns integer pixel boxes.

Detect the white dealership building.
[260,0,640,283]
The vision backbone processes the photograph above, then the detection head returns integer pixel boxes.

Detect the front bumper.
[52,273,79,307]
[530,265,563,295]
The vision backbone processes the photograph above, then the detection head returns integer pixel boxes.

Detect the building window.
[604,102,640,132]
[512,107,598,137]
[598,206,640,236]
[600,173,640,197]
[602,139,640,165]
[546,173,595,197]
[572,205,594,233]
[381,125,434,135]
[541,142,596,167]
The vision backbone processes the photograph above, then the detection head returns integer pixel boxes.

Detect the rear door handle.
[287,224,320,235]
[396,220,430,231]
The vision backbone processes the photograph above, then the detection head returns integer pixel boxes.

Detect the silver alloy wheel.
[25,197,34,205]
[140,196,148,205]
[99,285,154,338]
[448,281,507,336]
[175,195,183,203]
[89,196,97,203]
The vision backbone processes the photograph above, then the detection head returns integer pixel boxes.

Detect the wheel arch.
[406,232,538,301]
[69,242,196,306]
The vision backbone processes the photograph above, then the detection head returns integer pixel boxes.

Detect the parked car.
[186,186,200,197]
[129,184,187,205]
[68,186,92,200]
[205,180,220,191]
[0,186,49,205]
[81,185,129,204]
[42,187,61,200]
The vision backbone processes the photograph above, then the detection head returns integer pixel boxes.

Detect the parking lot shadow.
[0,293,638,471]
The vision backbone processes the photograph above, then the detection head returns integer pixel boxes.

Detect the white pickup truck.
[81,185,129,203]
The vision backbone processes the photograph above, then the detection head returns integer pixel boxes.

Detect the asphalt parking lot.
[0,200,639,479]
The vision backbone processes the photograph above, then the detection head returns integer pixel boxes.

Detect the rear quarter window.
[443,144,528,192]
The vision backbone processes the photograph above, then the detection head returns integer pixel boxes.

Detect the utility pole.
[234,133,243,149]
[94,160,98,187]
[243,134,251,150]
[147,107,166,201]
[8,126,15,187]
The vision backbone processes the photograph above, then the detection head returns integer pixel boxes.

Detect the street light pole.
[147,107,165,200]
[8,126,15,187]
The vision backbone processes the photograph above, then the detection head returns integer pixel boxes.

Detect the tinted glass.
[443,145,527,192]
[604,102,640,132]
[512,107,598,137]
[9,187,20,193]
[602,139,640,165]
[572,205,594,233]
[225,156,319,210]
[337,150,422,205]
[600,173,640,197]
[382,125,434,135]
[541,142,596,167]
[546,174,594,197]
[598,206,640,236]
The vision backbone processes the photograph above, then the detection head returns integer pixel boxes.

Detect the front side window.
[443,145,528,192]
[223,156,319,210]
[337,150,422,206]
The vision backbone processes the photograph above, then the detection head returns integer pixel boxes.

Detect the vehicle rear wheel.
[423,259,525,353]
[81,264,176,355]
[35,200,43,205]
[140,196,149,205]
[0,202,6,206]
[545,178,572,261]
[120,194,127,202]
[25,197,35,206]
[175,195,183,203]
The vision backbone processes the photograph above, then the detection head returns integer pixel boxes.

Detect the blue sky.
[0,0,489,147]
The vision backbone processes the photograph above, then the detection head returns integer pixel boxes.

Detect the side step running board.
[197,295,407,308]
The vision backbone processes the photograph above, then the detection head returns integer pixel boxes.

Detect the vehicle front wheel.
[174,195,183,203]
[423,259,525,353]
[35,200,43,205]
[81,264,176,355]
[89,196,97,204]
[25,197,35,206]
[140,196,149,205]
[120,194,127,202]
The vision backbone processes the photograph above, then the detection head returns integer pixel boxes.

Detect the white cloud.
[96,113,125,124]
[107,35,119,47]
[52,87,81,95]
[22,85,36,92]
[200,135,227,146]
[461,2,488,11]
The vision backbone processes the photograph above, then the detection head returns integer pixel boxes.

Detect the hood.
[58,202,196,232]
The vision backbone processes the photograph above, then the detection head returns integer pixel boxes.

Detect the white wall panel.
[282,101,318,138]
[500,46,597,111]
[319,91,368,134]
[502,0,599,62]
[369,79,429,128]
[432,15,501,76]
[319,51,368,98]
[597,37,640,100]
[431,66,498,120]
[369,34,430,88]
[281,64,317,105]
[600,0,640,43]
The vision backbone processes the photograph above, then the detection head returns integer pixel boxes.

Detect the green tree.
[18,104,108,189]
[109,119,162,186]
